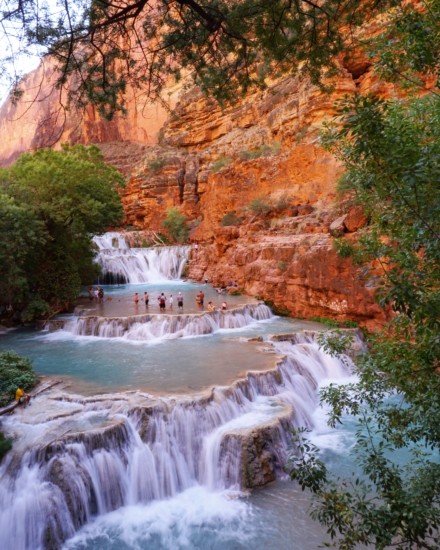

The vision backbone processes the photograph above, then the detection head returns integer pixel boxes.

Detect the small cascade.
[63,303,272,340]
[93,232,190,284]
[0,336,353,550]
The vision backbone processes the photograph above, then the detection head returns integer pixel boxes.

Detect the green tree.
[288,93,440,550]
[282,6,439,547]
[0,144,124,318]
[161,207,189,243]
[0,193,44,308]
[0,432,12,462]
[0,350,38,460]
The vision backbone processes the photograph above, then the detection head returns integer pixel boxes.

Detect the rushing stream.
[0,233,359,550]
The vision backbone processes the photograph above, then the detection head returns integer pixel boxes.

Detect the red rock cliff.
[0,54,390,327]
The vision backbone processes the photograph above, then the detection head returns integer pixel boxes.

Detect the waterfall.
[62,304,273,340]
[93,232,190,284]
[0,336,353,550]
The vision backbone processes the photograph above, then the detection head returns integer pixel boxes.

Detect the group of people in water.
[132,289,227,312]
[88,286,105,303]
[133,291,185,310]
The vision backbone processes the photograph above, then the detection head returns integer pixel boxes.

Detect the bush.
[211,156,232,172]
[309,316,340,328]
[342,319,359,328]
[239,142,281,160]
[271,192,291,211]
[161,207,188,243]
[0,351,38,406]
[248,197,271,216]
[229,289,243,296]
[147,157,165,173]
[221,211,243,226]
[21,298,52,322]
[0,432,12,462]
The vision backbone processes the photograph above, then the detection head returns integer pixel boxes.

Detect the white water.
[62,304,272,341]
[0,235,360,549]
[93,232,190,284]
[0,336,352,550]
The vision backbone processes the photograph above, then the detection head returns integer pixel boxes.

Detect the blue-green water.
[0,283,325,395]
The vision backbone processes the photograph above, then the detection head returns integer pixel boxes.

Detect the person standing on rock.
[169,294,173,310]
[177,292,183,310]
[144,291,149,307]
[158,293,166,312]
[134,292,139,305]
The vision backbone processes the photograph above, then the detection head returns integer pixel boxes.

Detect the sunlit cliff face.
[0,42,389,326]
[0,54,182,168]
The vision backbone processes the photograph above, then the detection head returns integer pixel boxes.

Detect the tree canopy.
[1,0,416,117]
[0,144,124,319]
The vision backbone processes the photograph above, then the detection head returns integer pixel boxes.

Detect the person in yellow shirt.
[15,385,30,406]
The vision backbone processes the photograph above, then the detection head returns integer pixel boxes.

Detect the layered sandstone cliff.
[0,51,388,326]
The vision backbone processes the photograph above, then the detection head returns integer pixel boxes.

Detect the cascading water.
[62,304,273,341]
[0,232,361,549]
[0,334,354,550]
[93,232,190,284]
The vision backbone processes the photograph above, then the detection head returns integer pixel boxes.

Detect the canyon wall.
[0,52,388,326]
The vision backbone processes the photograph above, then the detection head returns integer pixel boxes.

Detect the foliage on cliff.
[162,207,189,243]
[0,144,124,320]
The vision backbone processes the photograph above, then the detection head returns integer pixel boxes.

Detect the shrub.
[156,232,171,245]
[277,261,288,272]
[342,319,359,328]
[211,156,232,172]
[0,432,12,462]
[248,197,271,216]
[271,192,291,211]
[221,211,243,226]
[240,142,281,160]
[21,298,52,322]
[161,208,188,243]
[0,350,38,406]
[271,140,282,155]
[309,316,340,328]
[148,157,166,173]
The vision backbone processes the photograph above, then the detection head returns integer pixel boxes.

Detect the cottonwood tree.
[284,3,439,547]
[0,144,124,319]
